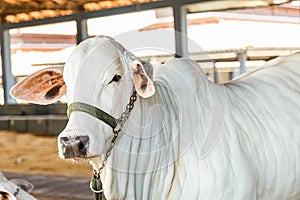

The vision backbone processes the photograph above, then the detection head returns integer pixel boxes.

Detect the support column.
[76,19,88,44]
[0,27,16,104]
[173,0,188,58]
[237,51,247,74]
[213,60,218,83]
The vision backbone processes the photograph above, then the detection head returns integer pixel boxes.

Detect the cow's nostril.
[78,141,85,151]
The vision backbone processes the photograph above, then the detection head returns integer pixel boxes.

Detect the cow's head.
[10,36,155,164]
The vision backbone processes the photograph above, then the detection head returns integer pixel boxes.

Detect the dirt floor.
[0,131,92,178]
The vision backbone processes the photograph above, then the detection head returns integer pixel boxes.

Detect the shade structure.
[0,0,292,24]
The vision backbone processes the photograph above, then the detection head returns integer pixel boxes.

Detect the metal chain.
[103,90,137,164]
[91,89,137,200]
[90,171,103,200]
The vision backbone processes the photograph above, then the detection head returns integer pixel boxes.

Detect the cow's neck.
[99,78,218,199]
[99,82,182,199]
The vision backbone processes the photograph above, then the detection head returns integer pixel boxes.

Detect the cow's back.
[156,54,300,199]
[225,53,300,199]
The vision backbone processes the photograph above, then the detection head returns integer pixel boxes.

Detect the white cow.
[10,36,300,200]
[0,172,36,200]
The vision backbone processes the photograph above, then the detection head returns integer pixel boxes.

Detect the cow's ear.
[10,67,66,105]
[130,60,155,98]
[0,189,16,200]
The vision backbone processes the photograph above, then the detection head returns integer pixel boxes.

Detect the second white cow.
[10,36,300,200]
[0,172,36,200]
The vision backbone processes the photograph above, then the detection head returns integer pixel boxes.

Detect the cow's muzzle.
[60,136,89,159]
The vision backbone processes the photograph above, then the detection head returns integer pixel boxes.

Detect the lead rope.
[90,170,103,200]
[90,90,137,200]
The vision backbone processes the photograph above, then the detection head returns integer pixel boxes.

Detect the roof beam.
[1,0,180,29]
[1,0,290,25]
[0,0,98,15]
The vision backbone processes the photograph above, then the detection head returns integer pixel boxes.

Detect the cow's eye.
[110,74,121,83]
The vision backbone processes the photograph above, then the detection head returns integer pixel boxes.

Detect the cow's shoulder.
[157,58,205,77]
[154,58,211,98]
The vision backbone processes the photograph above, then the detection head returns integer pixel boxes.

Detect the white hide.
[10,36,300,200]
[0,172,36,200]
[57,37,300,200]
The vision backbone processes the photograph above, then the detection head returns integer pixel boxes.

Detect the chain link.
[91,90,137,199]
[103,90,137,164]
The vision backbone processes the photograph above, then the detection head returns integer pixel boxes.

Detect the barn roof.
[0,0,293,24]
[0,0,158,23]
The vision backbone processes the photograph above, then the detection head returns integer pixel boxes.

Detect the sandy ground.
[0,131,92,177]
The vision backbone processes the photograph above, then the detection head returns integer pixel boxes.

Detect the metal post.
[237,51,247,74]
[173,0,188,58]
[213,60,218,83]
[76,18,88,44]
[0,27,16,104]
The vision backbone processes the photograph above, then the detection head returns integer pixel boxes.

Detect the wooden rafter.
[0,0,158,23]
[0,0,293,24]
